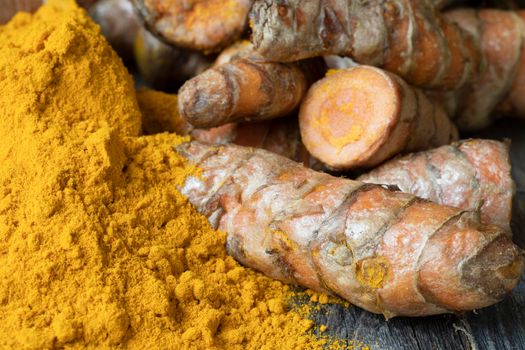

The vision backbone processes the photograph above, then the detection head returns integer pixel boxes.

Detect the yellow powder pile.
[136,89,190,135]
[0,1,327,348]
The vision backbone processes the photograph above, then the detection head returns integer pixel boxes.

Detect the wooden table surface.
[305,118,525,350]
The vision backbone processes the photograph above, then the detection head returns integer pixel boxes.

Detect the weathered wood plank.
[307,301,471,349]
[462,277,525,350]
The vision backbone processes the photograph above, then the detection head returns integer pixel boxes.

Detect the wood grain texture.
[301,118,525,350]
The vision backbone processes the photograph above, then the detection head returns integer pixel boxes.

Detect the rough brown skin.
[299,66,458,170]
[176,140,524,318]
[178,53,324,128]
[359,139,515,232]
[134,27,213,90]
[189,41,321,167]
[250,0,480,90]
[132,0,253,52]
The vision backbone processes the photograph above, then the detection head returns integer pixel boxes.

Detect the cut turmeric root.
[250,0,480,90]
[132,0,253,52]
[299,66,458,170]
[359,139,514,231]
[178,54,324,128]
[176,140,524,318]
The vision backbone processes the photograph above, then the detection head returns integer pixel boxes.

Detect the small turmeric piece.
[132,0,253,52]
[299,66,458,170]
[176,140,524,318]
[359,139,515,232]
[178,53,324,128]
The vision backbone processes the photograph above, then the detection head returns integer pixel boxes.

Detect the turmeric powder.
[0,2,333,348]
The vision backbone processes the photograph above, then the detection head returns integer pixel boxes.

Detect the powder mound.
[0,1,324,349]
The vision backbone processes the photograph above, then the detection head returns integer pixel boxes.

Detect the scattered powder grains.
[0,1,330,348]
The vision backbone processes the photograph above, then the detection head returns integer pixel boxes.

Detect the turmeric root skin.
[440,9,525,130]
[496,11,525,120]
[178,57,322,128]
[190,117,322,169]
[176,141,524,318]
[250,0,479,90]
[133,0,253,52]
[359,140,515,232]
[299,66,458,170]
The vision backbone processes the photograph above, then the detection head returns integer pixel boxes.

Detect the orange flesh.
[299,67,399,169]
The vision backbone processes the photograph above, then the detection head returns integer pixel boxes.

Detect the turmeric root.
[359,139,514,231]
[134,27,212,90]
[431,9,525,130]
[0,0,42,24]
[493,11,525,121]
[250,0,480,90]
[88,0,141,63]
[299,66,458,170]
[190,117,322,168]
[132,0,253,52]
[178,53,324,128]
[136,89,320,166]
[234,119,315,167]
[190,123,238,144]
[213,40,254,66]
[176,140,524,318]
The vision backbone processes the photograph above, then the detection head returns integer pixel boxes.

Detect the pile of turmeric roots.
[12,0,524,318]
